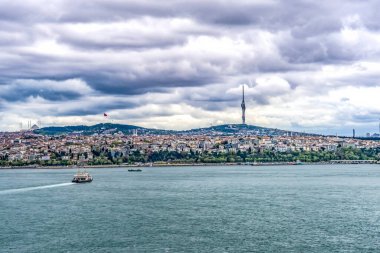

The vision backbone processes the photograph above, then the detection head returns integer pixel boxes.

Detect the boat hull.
[72,179,93,183]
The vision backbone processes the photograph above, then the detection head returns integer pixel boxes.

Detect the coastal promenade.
[2,160,379,170]
[330,160,379,164]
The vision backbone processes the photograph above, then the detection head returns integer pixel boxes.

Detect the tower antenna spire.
[241,85,246,125]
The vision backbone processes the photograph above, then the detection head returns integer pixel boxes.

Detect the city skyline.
[1,1,380,136]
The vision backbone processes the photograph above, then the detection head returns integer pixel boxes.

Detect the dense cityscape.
[1,127,380,167]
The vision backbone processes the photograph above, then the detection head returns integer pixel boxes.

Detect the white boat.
[72,168,93,183]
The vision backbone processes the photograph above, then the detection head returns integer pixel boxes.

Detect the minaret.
[241,85,246,125]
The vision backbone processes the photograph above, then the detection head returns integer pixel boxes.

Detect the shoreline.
[1,160,379,170]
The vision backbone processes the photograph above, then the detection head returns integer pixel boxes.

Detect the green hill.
[34,123,311,136]
[34,123,171,135]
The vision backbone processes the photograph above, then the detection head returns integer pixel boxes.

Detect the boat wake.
[0,182,74,195]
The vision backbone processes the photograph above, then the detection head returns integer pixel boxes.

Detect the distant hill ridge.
[34,123,163,135]
[34,123,313,136]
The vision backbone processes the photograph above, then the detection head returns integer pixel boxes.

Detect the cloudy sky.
[1,0,380,135]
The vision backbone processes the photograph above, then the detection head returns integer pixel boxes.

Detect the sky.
[1,0,380,136]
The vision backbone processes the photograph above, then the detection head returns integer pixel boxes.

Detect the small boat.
[128,169,142,172]
[72,170,93,183]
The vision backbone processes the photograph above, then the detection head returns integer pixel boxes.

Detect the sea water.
[1,165,380,252]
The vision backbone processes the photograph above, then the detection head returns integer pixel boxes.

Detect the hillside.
[34,123,312,137]
[33,123,173,135]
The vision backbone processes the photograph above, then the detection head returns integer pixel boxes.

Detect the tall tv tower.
[241,85,246,125]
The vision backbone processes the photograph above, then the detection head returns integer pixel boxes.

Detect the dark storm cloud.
[53,0,324,29]
[1,88,81,102]
[47,0,377,37]
[81,66,222,95]
[58,34,187,51]
[0,0,363,30]
[0,79,91,102]
[53,100,137,117]
[0,52,222,96]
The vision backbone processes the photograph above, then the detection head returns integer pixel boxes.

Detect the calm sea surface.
[1,165,380,252]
